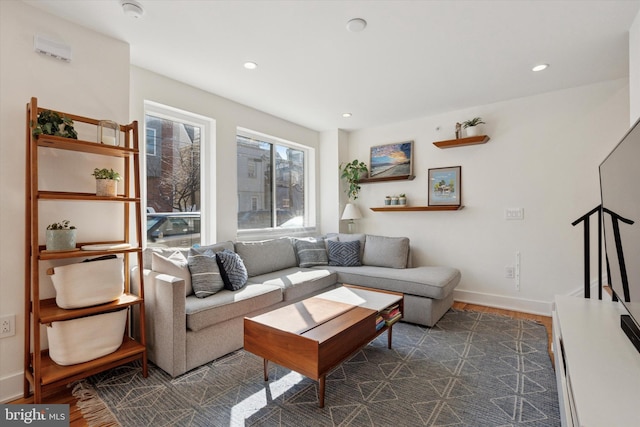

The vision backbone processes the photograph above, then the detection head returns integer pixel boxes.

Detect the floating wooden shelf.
[370,205,464,212]
[433,135,490,148]
[358,174,415,183]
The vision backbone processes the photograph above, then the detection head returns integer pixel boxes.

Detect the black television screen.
[599,117,640,350]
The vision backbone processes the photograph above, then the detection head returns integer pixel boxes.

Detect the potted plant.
[31,110,78,139]
[92,168,121,197]
[391,195,399,205]
[339,160,368,200]
[462,117,486,137]
[384,195,391,205]
[399,193,407,205]
[46,220,77,251]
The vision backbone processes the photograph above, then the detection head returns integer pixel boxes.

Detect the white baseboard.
[0,371,24,403]
[453,289,553,316]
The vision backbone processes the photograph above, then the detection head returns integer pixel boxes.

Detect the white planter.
[96,178,117,197]
[466,126,482,137]
[51,257,124,309]
[399,197,407,205]
[47,309,127,366]
[46,229,77,251]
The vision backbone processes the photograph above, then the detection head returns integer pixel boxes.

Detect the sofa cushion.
[248,267,337,301]
[216,249,248,291]
[327,240,361,267]
[294,239,329,268]
[185,283,282,331]
[143,247,190,270]
[235,238,297,277]
[362,235,409,269]
[325,265,461,300]
[188,248,225,298]
[327,233,366,261]
[152,251,192,296]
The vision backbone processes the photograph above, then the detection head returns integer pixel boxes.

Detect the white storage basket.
[47,309,127,366]
[51,257,124,309]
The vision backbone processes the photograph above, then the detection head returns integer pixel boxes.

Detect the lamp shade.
[341,203,362,220]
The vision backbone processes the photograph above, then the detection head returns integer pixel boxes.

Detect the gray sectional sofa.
[132,233,461,377]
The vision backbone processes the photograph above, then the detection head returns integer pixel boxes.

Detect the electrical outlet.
[505,266,515,279]
[0,314,15,338]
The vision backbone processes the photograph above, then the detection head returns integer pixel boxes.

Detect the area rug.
[73,309,561,426]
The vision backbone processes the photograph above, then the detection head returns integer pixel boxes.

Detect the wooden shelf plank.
[38,191,139,202]
[36,135,138,157]
[433,135,490,148]
[358,174,415,183]
[34,338,145,387]
[38,294,143,324]
[370,205,464,212]
[38,244,140,260]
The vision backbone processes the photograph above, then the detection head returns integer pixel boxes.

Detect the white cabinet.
[553,296,640,426]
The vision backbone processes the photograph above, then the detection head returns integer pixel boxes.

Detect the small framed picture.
[428,166,461,206]
[369,141,414,178]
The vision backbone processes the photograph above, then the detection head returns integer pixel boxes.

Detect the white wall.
[631,8,640,124]
[343,79,629,315]
[0,1,130,402]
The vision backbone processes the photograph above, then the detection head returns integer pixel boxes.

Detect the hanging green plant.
[339,159,369,200]
[31,110,78,139]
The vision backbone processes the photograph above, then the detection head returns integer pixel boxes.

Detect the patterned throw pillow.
[327,239,361,267]
[187,248,225,298]
[295,239,329,268]
[216,249,248,291]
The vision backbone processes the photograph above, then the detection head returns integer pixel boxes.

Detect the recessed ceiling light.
[532,64,549,72]
[121,0,144,19]
[243,61,258,70]
[346,18,367,32]
[342,113,352,118]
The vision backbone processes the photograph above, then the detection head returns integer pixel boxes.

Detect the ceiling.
[23,0,640,132]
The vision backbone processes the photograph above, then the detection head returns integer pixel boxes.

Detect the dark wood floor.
[10,302,553,427]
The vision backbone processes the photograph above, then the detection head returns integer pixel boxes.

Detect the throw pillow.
[295,239,329,268]
[327,239,361,267]
[216,249,248,291]
[362,235,410,269]
[152,251,193,296]
[187,248,225,298]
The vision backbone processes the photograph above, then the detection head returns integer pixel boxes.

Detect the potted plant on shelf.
[92,168,121,197]
[462,117,486,137]
[391,195,399,205]
[339,160,368,200]
[31,110,78,139]
[399,193,407,205]
[46,220,77,251]
[384,195,391,205]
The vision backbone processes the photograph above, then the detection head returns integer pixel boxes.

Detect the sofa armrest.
[132,266,187,377]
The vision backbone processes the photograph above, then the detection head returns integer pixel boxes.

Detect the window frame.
[237,127,315,239]
[143,101,216,246]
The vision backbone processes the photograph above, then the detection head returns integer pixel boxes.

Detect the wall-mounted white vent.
[34,34,72,62]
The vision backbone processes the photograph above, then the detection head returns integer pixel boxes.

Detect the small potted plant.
[384,195,391,205]
[92,168,121,197]
[339,160,369,200]
[391,195,399,205]
[46,220,77,251]
[399,193,407,205]
[31,110,78,139]
[462,117,486,137]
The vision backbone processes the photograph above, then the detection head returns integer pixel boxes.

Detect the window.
[146,128,157,156]
[237,130,310,231]
[144,102,215,247]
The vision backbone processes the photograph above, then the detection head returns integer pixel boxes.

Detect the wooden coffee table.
[244,285,403,408]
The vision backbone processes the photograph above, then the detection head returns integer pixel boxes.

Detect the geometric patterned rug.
[73,309,561,426]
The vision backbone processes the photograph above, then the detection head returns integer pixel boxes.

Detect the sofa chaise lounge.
[132,233,461,377]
